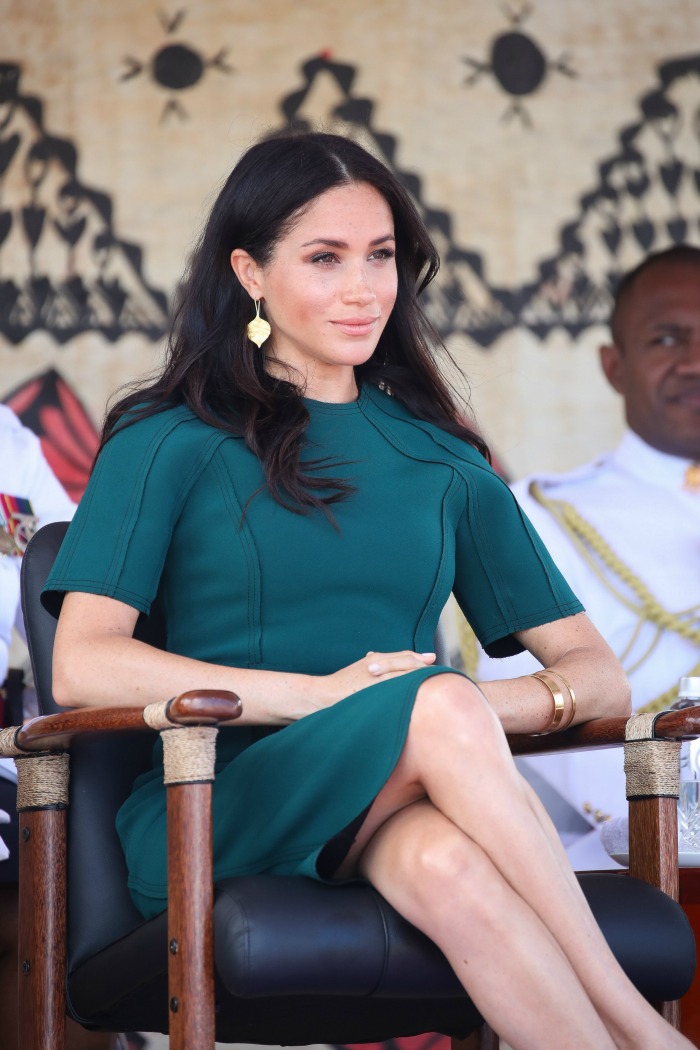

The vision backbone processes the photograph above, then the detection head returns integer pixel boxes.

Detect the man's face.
[600,260,700,460]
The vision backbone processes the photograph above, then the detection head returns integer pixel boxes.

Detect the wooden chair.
[3,522,696,1050]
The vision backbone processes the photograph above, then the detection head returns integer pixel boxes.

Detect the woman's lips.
[330,317,380,336]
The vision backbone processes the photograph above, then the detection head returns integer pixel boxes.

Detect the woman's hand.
[317,650,437,709]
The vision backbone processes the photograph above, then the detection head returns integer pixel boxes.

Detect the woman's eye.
[311,252,338,265]
[370,248,395,261]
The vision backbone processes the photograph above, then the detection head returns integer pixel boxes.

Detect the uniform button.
[582,802,611,823]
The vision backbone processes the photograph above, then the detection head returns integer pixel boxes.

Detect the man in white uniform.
[475,245,700,868]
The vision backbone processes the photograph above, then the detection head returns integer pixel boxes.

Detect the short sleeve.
[42,409,225,617]
[453,466,583,658]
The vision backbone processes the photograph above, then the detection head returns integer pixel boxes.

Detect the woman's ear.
[230,249,264,299]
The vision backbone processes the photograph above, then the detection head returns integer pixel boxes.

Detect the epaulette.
[511,453,612,499]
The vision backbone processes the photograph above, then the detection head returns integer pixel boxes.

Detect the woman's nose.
[342,265,376,303]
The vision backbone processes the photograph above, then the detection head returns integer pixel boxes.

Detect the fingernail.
[368,662,380,673]
[421,652,436,659]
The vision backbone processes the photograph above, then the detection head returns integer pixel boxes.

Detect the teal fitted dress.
[43,384,582,918]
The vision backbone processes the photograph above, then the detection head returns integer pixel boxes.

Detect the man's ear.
[599,342,625,395]
[230,249,264,299]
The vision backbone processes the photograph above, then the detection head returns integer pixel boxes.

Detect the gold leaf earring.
[246,299,271,348]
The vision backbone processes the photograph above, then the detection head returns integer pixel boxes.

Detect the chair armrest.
[508,705,700,757]
[0,689,242,756]
[508,716,629,756]
[8,697,698,759]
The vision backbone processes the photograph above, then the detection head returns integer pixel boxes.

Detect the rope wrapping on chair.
[624,712,681,799]
[15,752,70,809]
[0,725,27,758]
[161,726,218,785]
[142,699,174,730]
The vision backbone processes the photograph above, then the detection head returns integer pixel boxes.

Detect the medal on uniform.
[0,494,37,556]
[683,463,700,493]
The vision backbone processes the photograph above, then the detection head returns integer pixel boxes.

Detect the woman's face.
[233,181,398,399]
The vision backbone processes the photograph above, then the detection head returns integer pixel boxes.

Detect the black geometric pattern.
[2,52,699,349]
[0,63,168,344]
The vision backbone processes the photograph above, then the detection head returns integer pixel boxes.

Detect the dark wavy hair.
[101,131,489,514]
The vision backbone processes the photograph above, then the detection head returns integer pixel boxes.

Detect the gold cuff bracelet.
[543,668,577,731]
[530,670,566,733]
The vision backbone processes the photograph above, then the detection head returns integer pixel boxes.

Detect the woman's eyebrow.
[300,233,396,248]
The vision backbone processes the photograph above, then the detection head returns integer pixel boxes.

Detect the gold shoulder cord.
[526,482,700,713]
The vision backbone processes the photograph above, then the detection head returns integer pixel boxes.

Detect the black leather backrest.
[67,734,156,966]
[20,521,69,716]
[20,524,164,967]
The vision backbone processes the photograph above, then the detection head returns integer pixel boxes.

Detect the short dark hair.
[610,244,700,345]
[101,131,488,515]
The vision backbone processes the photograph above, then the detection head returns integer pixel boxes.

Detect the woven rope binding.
[142,699,174,730]
[15,753,70,809]
[624,712,681,799]
[0,725,26,758]
[162,726,218,785]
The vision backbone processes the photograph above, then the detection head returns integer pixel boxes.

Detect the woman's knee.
[365,806,506,934]
[410,673,505,756]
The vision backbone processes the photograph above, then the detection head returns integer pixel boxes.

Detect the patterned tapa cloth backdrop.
[2,0,700,1045]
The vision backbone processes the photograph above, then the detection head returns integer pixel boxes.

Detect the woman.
[44,132,690,1050]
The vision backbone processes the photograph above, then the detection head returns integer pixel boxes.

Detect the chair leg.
[661,1000,681,1027]
[451,1023,499,1050]
[628,795,681,1027]
[167,781,215,1050]
[18,808,67,1050]
[628,796,679,901]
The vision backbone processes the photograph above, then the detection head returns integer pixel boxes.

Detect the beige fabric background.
[1,0,700,478]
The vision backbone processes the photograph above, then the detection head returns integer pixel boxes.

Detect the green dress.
[43,384,582,918]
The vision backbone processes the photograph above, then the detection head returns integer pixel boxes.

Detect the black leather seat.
[19,522,697,1044]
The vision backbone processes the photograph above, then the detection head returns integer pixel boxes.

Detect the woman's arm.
[476,612,631,735]
[52,591,436,724]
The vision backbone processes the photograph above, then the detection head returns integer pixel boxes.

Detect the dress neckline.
[303,385,371,414]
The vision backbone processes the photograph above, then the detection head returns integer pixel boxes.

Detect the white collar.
[611,430,696,492]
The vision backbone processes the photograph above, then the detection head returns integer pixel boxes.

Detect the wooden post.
[166,781,216,1050]
[18,808,67,1050]
[451,1025,499,1050]
[628,796,679,901]
[629,795,681,1027]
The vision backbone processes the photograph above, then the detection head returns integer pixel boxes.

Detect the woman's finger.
[366,651,436,675]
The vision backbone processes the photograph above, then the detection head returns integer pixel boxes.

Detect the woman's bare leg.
[358,798,616,1050]
[338,673,692,1050]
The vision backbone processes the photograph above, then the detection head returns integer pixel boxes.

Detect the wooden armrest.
[1,689,242,755]
[509,704,700,757]
[508,716,629,756]
[10,698,699,759]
